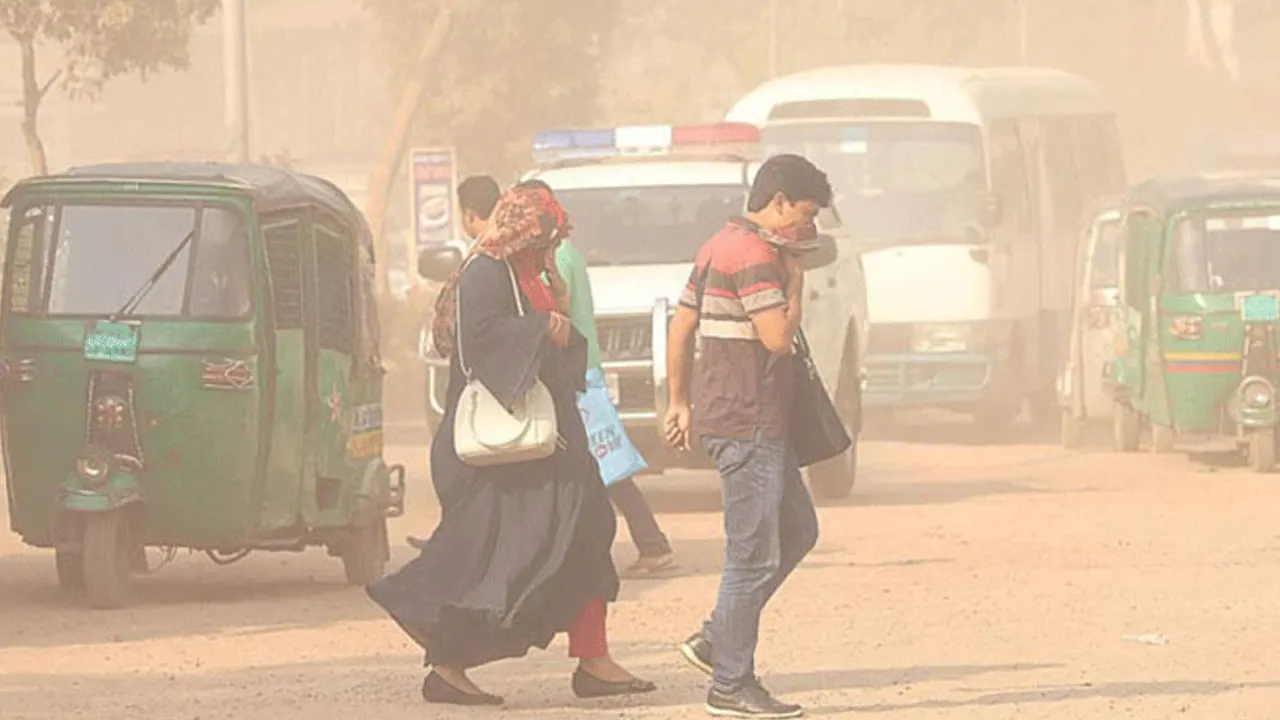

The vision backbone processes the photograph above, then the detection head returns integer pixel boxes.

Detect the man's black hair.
[745,154,833,213]
[516,178,552,192]
[457,175,500,220]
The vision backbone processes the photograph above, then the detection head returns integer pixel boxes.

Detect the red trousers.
[567,596,608,659]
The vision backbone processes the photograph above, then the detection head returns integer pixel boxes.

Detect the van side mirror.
[417,243,464,282]
[800,233,839,271]
[980,195,1003,229]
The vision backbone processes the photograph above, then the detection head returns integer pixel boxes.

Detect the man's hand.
[664,402,693,451]
[547,312,571,348]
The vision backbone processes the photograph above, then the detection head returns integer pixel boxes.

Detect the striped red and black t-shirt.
[679,217,794,440]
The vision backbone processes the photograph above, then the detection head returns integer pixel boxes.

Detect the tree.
[0,0,219,176]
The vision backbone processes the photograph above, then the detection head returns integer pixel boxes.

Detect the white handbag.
[453,258,560,467]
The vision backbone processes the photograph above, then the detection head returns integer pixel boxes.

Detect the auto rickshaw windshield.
[6,202,252,318]
[1170,211,1280,294]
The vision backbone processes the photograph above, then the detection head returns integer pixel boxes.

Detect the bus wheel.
[1113,402,1140,453]
[1150,424,1176,454]
[342,518,389,586]
[83,511,135,610]
[1249,429,1276,473]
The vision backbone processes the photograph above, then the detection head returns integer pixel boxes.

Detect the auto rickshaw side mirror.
[980,195,1003,229]
[417,244,464,282]
[800,233,839,271]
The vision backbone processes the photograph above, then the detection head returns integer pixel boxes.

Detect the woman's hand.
[547,312,572,348]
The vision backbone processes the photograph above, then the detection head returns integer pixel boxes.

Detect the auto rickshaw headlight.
[75,455,111,484]
[1241,378,1274,410]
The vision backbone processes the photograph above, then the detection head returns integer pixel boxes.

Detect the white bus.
[727,64,1127,431]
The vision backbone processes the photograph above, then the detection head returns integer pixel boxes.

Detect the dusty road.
[3,423,1280,720]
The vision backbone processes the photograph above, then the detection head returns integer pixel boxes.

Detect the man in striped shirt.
[664,154,833,719]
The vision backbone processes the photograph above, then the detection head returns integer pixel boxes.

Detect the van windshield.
[1172,212,1280,294]
[7,203,251,317]
[761,122,986,244]
[553,185,746,265]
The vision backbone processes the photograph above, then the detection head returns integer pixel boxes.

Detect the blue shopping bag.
[577,368,648,486]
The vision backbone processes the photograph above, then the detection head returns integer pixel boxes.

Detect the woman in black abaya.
[366,186,655,706]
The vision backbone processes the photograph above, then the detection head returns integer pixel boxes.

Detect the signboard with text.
[409,147,457,256]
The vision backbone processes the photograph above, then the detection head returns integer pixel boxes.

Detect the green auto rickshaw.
[1110,175,1280,471]
[1,163,405,608]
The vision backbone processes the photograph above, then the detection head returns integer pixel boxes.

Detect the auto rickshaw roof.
[1128,174,1280,214]
[2,162,376,260]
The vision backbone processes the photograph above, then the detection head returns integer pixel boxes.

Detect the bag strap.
[456,257,525,380]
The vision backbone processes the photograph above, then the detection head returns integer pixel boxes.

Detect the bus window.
[1072,116,1125,200]
[1043,118,1084,239]
[989,121,1032,242]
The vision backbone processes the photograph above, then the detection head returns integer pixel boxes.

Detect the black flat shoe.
[571,668,657,699]
[421,671,504,706]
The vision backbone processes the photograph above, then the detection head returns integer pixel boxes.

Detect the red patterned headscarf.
[431,185,571,358]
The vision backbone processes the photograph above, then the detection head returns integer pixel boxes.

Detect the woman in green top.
[522,179,676,577]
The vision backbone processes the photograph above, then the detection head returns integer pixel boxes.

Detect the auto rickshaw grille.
[263,223,304,330]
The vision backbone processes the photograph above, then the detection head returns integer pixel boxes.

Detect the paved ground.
[3,420,1280,719]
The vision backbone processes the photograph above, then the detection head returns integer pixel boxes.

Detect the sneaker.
[680,632,713,676]
[706,684,803,718]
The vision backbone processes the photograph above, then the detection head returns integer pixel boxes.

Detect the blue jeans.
[701,433,819,693]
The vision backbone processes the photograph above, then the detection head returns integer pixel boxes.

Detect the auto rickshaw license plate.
[83,320,140,363]
[1242,294,1280,323]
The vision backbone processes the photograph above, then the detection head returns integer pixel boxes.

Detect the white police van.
[420,123,865,497]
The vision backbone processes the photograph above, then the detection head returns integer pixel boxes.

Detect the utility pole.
[222,0,250,163]
[768,0,779,78]
[1018,0,1029,64]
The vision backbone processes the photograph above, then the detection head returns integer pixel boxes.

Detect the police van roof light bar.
[532,123,760,165]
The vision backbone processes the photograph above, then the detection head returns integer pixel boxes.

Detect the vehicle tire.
[1249,429,1276,473]
[55,550,85,594]
[342,518,389,586]
[1060,410,1083,450]
[808,331,861,502]
[82,511,134,610]
[1150,424,1176,454]
[1113,401,1141,453]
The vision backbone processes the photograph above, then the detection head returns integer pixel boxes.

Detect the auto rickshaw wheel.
[1150,424,1176,454]
[1249,429,1277,473]
[342,518,389,586]
[1113,402,1141,452]
[82,511,135,610]
[55,550,86,594]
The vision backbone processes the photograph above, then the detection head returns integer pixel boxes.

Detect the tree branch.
[37,69,62,100]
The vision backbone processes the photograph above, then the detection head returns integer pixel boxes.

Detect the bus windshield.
[761,122,986,244]
[554,184,746,265]
[6,202,252,317]
[1171,212,1280,294]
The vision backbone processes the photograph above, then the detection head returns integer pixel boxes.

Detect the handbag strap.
[456,257,526,380]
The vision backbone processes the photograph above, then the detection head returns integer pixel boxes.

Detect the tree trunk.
[17,35,48,176]
[365,4,457,299]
